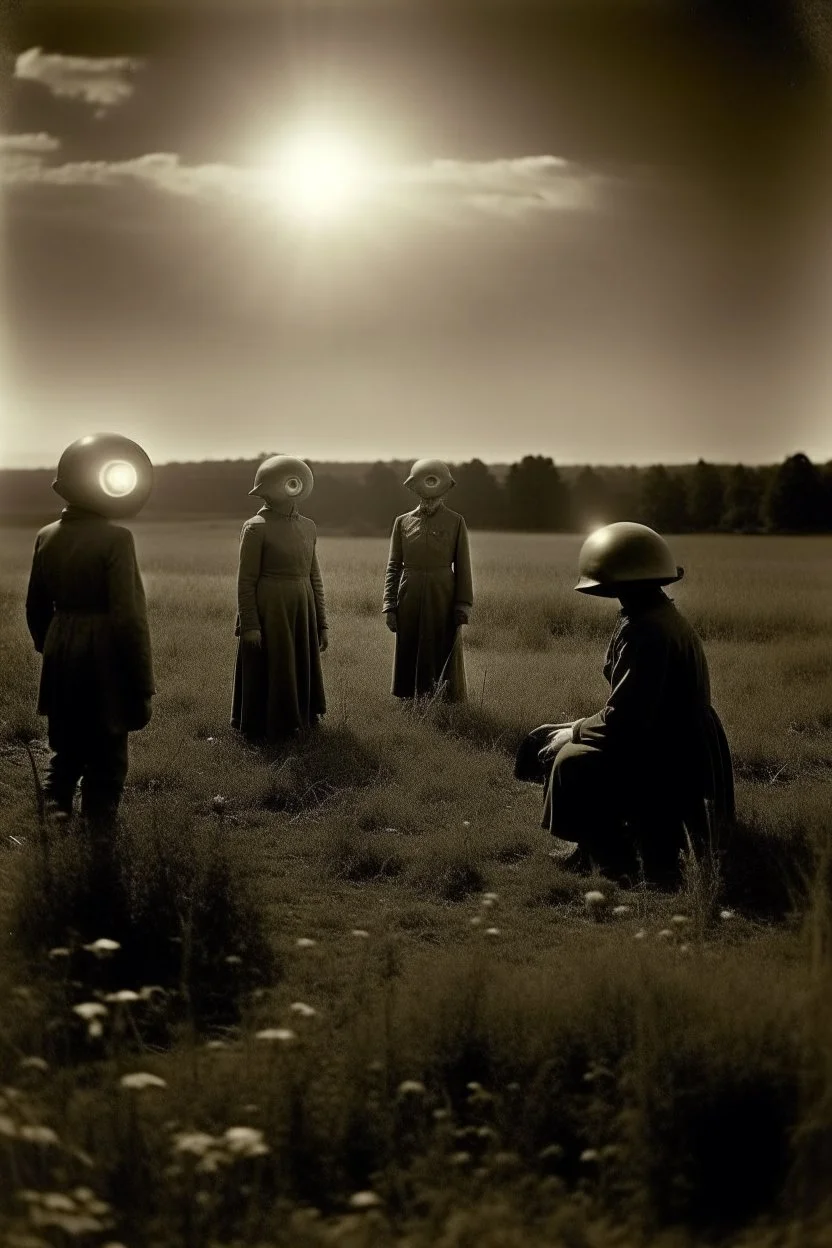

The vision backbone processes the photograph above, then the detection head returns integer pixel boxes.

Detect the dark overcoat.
[382,503,473,700]
[543,592,734,871]
[231,506,327,740]
[25,507,155,748]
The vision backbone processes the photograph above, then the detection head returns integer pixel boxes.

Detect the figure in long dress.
[25,433,155,829]
[515,522,735,885]
[382,458,473,701]
[231,455,328,741]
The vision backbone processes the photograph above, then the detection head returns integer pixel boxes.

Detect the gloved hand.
[242,629,262,647]
[454,609,469,627]
[540,726,573,759]
[319,627,329,653]
[385,611,398,633]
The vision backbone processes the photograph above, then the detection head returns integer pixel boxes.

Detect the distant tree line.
[1,452,831,534]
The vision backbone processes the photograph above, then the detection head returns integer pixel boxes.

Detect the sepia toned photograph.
[1,0,831,1244]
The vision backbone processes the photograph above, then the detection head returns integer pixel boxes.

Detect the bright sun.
[262,130,376,223]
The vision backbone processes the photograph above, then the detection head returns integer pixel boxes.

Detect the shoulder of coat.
[241,514,266,533]
[35,519,61,544]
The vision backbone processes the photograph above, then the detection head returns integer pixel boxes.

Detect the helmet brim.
[574,568,684,596]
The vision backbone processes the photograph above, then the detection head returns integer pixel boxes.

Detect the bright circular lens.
[424,475,439,488]
[285,476,302,496]
[99,460,138,498]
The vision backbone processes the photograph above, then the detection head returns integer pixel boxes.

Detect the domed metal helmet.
[248,454,313,503]
[575,522,683,596]
[53,433,153,518]
[403,458,455,499]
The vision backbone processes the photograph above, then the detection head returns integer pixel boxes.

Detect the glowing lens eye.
[99,460,137,497]
[424,475,439,488]
[285,477,302,496]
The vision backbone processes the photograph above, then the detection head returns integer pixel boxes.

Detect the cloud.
[0,133,61,154]
[0,139,601,220]
[14,47,142,111]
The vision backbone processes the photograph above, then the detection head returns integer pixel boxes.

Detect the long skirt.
[231,576,325,741]
[392,568,466,700]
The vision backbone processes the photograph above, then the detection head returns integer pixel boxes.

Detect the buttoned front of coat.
[382,503,473,699]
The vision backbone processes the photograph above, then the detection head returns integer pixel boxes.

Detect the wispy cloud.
[14,48,142,111]
[0,133,61,154]
[0,137,600,219]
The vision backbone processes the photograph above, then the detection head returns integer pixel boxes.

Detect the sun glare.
[262,129,376,223]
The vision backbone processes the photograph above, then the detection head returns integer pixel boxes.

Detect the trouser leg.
[44,735,85,815]
[545,743,638,875]
[80,733,129,825]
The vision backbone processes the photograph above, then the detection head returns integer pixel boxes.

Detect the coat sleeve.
[453,517,474,615]
[25,534,53,654]
[108,529,155,697]
[310,538,328,631]
[382,516,403,613]
[572,623,669,750]
[237,522,264,634]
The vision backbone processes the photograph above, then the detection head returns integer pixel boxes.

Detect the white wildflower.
[634,930,647,940]
[462,820,471,828]
[349,1191,383,1210]
[224,1126,269,1157]
[612,905,632,916]
[580,1148,599,1162]
[173,1131,217,1156]
[289,1002,317,1019]
[351,929,370,939]
[120,1072,167,1091]
[105,990,141,1004]
[48,947,71,960]
[88,1020,104,1040]
[211,795,227,812]
[295,937,317,949]
[720,909,735,921]
[82,938,121,957]
[397,1080,426,1097]
[73,1002,108,1021]
[255,1028,296,1043]
[484,926,501,937]
[0,1114,16,1137]
[584,890,607,908]
[670,914,690,927]
[224,955,242,966]
[469,916,483,927]
[679,943,691,955]
[657,929,674,940]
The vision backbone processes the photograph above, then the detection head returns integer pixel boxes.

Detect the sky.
[2,0,832,469]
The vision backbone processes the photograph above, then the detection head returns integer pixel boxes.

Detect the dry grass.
[0,523,831,1246]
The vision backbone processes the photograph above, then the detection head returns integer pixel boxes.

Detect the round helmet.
[53,433,153,518]
[403,458,455,499]
[249,455,313,503]
[575,522,683,596]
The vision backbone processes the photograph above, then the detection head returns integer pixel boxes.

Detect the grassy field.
[1,523,831,1247]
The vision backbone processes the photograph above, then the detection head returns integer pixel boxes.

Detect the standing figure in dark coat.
[383,459,473,701]
[516,522,734,884]
[231,455,328,742]
[25,434,155,827]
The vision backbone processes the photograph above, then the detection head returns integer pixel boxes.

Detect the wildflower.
[481,897,497,910]
[289,1002,317,1019]
[173,1131,217,1156]
[105,990,141,1004]
[433,1108,450,1121]
[73,1002,108,1021]
[211,795,227,812]
[82,938,121,957]
[397,1080,426,1097]
[462,820,471,827]
[295,937,316,949]
[584,890,607,913]
[255,1028,296,1043]
[205,1040,228,1051]
[612,905,632,916]
[19,1125,61,1146]
[451,1151,472,1166]
[485,926,501,937]
[139,985,166,1001]
[40,1193,76,1212]
[206,736,217,744]
[19,1056,49,1073]
[670,914,690,927]
[351,929,370,939]
[482,892,499,903]
[679,943,691,955]
[0,1114,16,1137]
[88,1020,104,1040]
[580,1148,599,1163]
[720,909,735,921]
[48,947,71,960]
[224,1126,269,1158]
[349,1191,383,1210]
[657,929,674,941]
[634,929,647,941]
[120,1072,167,1091]
[469,916,483,927]
[224,955,242,966]
[383,827,397,833]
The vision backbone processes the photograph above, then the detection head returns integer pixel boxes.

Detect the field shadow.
[253,724,389,813]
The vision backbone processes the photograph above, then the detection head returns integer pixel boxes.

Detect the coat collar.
[258,503,299,519]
